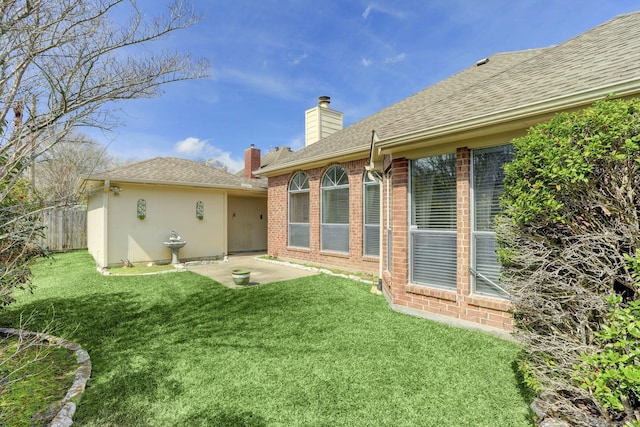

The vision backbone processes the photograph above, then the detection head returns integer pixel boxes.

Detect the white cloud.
[361,58,373,67]
[173,137,244,173]
[384,53,407,64]
[362,4,406,20]
[174,137,208,156]
[217,68,299,100]
[290,52,309,65]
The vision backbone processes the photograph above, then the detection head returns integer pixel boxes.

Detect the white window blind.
[288,172,310,248]
[364,173,380,257]
[410,154,457,289]
[321,166,349,252]
[472,145,513,298]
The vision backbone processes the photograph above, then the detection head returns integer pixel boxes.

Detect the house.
[256,12,640,332]
[82,157,267,267]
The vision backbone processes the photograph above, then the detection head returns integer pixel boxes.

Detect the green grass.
[0,251,534,426]
[0,335,77,426]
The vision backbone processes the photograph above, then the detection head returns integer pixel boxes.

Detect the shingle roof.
[258,11,640,175]
[84,157,267,191]
[235,146,295,177]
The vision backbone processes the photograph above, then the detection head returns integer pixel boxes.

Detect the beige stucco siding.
[227,195,267,253]
[105,184,226,266]
[87,190,106,266]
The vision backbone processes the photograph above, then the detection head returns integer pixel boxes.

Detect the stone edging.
[0,328,91,427]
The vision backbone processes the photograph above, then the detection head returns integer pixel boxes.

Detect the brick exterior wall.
[268,158,379,275]
[267,150,513,332]
[381,150,513,331]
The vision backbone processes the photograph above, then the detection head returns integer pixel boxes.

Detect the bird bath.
[164,231,186,264]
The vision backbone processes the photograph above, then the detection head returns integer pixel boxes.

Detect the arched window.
[321,165,349,252]
[363,172,381,257]
[288,172,309,247]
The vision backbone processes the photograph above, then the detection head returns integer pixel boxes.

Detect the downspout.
[365,130,384,291]
[102,180,110,268]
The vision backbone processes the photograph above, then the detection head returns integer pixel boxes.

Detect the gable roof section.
[235,146,295,177]
[258,11,640,176]
[377,11,640,146]
[83,157,267,191]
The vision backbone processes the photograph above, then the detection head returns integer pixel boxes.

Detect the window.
[410,154,457,289]
[321,165,349,252]
[471,145,514,298]
[386,169,392,272]
[288,172,310,248]
[363,172,381,257]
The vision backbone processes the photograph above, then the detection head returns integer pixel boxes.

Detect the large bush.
[497,98,640,425]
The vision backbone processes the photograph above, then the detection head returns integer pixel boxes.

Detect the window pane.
[289,172,309,191]
[473,233,508,298]
[289,172,310,248]
[410,154,457,289]
[473,145,513,231]
[289,192,309,223]
[322,224,349,252]
[364,224,380,256]
[471,145,513,299]
[411,231,457,289]
[321,166,350,252]
[411,154,457,230]
[364,183,380,224]
[289,223,310,248]
[322,165,348,187]
[322,187,349,224]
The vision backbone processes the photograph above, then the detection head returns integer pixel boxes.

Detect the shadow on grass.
[0,277,328,425]
[0,260,535,426]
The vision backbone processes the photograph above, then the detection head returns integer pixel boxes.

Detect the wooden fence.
[38,205,87,252]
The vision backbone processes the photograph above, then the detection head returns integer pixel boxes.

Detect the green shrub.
[497,97,640,425]
[574,295,640,415]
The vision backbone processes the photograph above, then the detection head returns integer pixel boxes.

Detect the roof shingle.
[84,157,267,190]
[259,12,640,174]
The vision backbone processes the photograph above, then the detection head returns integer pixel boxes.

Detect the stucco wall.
[227,195,267,253]
[104,184,227,266]
[86,190,106,266]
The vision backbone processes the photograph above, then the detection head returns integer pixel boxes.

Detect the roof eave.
[81,176,267,193]
[376,78,640,156]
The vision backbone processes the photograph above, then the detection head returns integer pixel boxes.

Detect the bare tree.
[0,0,209,306]
[34,132,121,204]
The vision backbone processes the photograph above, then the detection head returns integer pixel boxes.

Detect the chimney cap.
[318,96,331,108]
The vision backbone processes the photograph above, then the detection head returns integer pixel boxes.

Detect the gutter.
[80,177,267,194]
[256,144,369,177]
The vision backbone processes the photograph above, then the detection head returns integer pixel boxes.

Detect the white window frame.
[288,172,310,248]
[470,145,513,299]
[321,165,349,253]
[409,153,457,290]
[363,172,381,257]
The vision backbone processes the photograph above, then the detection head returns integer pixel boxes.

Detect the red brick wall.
[381,151,513,332]
[267,158,378,274]
[268,151,513,332]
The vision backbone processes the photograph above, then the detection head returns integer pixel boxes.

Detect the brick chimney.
[244,144,261,179]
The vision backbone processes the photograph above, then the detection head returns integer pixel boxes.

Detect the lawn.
[0,251,533,426]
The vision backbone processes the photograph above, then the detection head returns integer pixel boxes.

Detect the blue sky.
[89,1,640,172]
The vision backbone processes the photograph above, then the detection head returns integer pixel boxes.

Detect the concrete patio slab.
[185,253,318,288]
